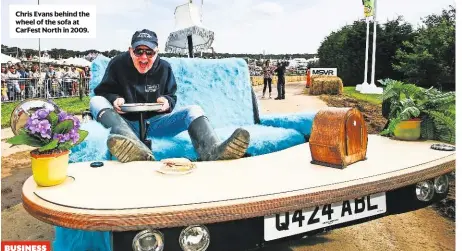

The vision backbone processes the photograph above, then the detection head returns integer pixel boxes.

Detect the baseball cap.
[131,29,158,49]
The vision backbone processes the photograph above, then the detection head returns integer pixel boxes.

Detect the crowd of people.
[0,56,301,103]
[1,61,91,102]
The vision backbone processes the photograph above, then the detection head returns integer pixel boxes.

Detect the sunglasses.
[133,48,156,58]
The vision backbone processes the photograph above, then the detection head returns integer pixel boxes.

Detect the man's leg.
[126,106,194,138]
[141,105,250,161]
[7,83,13,100]
[282,77,286,99]
[262,79,267,98]
[90,96,155,163]
[268,78,272,98]
[275,79,282,100]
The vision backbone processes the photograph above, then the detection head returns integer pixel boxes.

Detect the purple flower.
[36,108,51,119]
[24,108,81,147]
[25,117,40,134]
[72,117,80,129]
[25,109,51,135]
[53,129,80,144]
[37,120,51,139]
[58,111,68,122]
[70,133,80,144]
[53,133,70,143]
[69,129,80,144]
[30,113,39,121]
[58,111,80,130]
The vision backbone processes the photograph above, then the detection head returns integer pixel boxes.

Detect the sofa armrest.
[259,111,318,138]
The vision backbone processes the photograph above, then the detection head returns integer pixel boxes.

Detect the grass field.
[1,96,90,128]
[342,87,383,105]
[302,86,383,105]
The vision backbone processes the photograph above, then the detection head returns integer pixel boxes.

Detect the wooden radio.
[309,107,368,169]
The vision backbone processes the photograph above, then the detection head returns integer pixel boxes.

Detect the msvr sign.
[310,68,337,76]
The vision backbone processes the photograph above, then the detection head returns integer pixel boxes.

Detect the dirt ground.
[1,82,455,251]
[318,94,388,134]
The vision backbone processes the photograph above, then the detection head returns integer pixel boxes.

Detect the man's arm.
[160,65,177,112]
[93,59,122,104]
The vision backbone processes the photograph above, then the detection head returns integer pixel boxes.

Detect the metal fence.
[1,77,90,102]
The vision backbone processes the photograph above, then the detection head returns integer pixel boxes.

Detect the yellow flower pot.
[30,150,70,187]
[393,119,421,141]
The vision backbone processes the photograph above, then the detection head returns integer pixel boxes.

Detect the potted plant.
[7,107,89,187]
[379,79,455,144]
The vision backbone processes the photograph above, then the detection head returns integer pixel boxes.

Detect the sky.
[0,0,456,55]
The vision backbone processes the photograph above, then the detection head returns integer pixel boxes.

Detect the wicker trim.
[22,158,455,231]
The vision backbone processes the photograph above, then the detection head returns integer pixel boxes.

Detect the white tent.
[61,57,91,67]
[165,1,214,57]
[28,56,55,64]
[39,57,55,63]
[1,53,21,64]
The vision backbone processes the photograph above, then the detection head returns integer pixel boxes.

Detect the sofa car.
[41,56,454,251]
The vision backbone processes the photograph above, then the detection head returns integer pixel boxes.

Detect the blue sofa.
[54,55,318,250]
[69,55,317,163]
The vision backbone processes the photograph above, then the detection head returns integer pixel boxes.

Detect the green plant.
[7,108,89,153]
[379,79,455,144]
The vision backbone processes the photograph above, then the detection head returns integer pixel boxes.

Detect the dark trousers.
[263,78,272,94]
[277,76,285,98]
[25,83,34,98]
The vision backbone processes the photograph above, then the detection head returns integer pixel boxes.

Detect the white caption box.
[9,5,96,39]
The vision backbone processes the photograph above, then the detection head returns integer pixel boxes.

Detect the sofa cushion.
[70,121,305,162]
[89,55,255,129]
[150,124,306,160]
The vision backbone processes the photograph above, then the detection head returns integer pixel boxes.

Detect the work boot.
[96,108,155,163]
[188,116,250,161]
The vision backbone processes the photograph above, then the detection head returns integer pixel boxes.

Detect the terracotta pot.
[30,150,70,187]
[393,118,421,141]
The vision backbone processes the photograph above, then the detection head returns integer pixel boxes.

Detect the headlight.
[179,225,210,251]
[415,180,435,202]
[434,175,449,194]
[132,229,164,251]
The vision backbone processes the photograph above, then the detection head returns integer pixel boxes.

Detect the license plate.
[264,192,387,241]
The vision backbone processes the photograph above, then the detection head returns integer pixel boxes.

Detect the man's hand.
[113,98,126,114]
[157,97,170,112]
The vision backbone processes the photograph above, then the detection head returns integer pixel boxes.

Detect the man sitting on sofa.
[90,29,250,163]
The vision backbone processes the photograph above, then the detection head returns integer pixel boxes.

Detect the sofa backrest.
[89,55,256,129]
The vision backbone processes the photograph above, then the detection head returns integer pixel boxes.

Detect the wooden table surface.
[22,135,455,231]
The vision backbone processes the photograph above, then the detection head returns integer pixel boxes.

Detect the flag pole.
[370,0,377,88]
[361,0,383,94]
[356,17,370,91]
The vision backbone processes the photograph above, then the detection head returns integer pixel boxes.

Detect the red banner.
[1,241,51,251]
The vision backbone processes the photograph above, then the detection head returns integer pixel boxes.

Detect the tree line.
[317,6,455,91]
[0,44,317,62]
